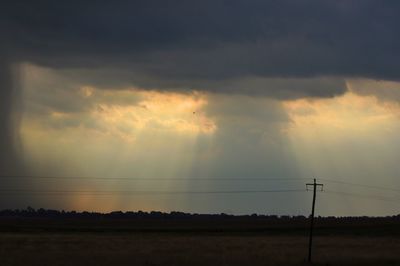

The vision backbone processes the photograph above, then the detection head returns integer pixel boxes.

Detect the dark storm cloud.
[1,0,400,96]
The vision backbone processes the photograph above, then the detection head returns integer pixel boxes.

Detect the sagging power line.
[0,175,310,182]
[0,188,307,196]
[2,175,398,196]
[323,190,400,203]
[320,178,400,193]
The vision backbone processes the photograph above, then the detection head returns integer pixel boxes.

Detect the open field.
[1,215,400,265]
[1,233,400,266]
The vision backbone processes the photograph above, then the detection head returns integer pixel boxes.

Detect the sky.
[1,1,400,216]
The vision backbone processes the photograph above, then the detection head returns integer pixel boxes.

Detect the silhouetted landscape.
[3,1,400,265]
[1,208,400,265]
[1,208,400,235]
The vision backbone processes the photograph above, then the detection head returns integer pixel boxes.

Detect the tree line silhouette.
[1,207,400,223]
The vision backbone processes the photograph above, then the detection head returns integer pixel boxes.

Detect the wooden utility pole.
[306,178,323,263]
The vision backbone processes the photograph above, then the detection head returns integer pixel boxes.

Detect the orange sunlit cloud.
[283,91,400,136]
[90,89,217,141]
[22,87,216,145]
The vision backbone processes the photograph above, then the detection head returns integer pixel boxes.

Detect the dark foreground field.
[1,213,400,265]
[1,233,400,266]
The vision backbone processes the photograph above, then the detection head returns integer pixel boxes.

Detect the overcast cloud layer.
[2,1,400,87]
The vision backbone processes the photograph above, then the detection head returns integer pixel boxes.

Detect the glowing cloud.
[283,91,400,136]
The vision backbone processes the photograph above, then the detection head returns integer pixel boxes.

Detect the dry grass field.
[1,233,400,266]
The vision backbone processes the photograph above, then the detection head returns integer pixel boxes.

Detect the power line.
[0,188,306,196]
[323,189,400,203]
[2,175,399,194]
[320,178,400,193]
[0,175,310,182]
[2,175,399,204]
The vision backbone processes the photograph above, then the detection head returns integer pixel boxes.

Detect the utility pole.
[306,178,323,263]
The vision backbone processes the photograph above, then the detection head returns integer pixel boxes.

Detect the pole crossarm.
[306,182,324,191]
